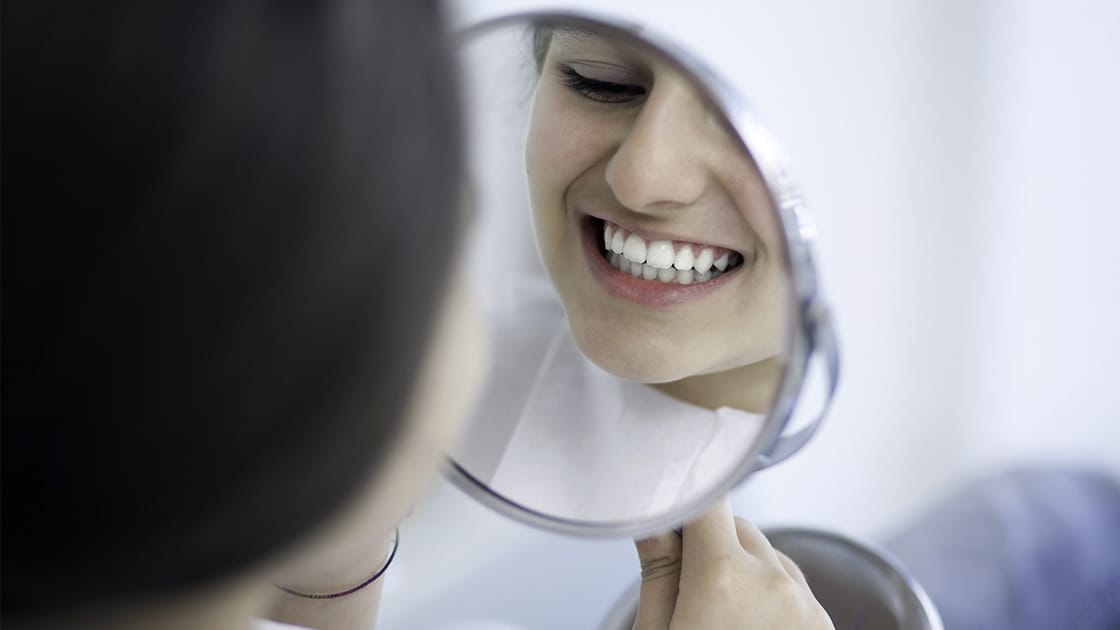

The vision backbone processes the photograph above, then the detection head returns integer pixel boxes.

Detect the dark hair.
[1,0,463,619]
[533,25,554,71]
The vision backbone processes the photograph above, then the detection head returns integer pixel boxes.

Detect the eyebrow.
[550,25,616,45]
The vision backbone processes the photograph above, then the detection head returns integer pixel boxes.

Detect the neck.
[653,356,783,413]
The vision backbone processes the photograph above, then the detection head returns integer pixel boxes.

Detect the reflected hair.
[2,0,463,620]
[532,24,554,72]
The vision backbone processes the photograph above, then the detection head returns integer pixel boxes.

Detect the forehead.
[547,27,663,67]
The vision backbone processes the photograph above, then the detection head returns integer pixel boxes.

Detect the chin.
[590,353,689,383]
[569,324,698,384]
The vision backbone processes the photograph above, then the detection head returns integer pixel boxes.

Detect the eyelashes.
[558,66,647,104]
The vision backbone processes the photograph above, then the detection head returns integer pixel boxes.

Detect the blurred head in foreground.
[2,1,481,625]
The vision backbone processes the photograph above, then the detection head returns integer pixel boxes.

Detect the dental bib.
[456,277,764,522]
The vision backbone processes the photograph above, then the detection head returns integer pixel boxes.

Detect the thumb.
[632,531,683,630]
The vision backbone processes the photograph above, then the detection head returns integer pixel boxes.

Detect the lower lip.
[581,218,742,307]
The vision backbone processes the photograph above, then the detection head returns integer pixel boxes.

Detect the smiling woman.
[447,16,826,531]
[526,27,790,413]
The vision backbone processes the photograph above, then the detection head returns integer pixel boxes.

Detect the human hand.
[632,497,833,630]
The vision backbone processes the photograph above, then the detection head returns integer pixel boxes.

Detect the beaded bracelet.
[276,527,400,600]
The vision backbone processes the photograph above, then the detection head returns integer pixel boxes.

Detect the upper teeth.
[602,220,741,284]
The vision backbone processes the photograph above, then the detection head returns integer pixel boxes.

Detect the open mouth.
[593,217,745,285]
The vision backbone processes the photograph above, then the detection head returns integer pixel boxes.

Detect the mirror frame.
[445,10,840,538]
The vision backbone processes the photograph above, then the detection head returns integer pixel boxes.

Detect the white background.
[380,1,1120,628]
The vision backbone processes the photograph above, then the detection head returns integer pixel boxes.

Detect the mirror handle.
[755,301,840,469]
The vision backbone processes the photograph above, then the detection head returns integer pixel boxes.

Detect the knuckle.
[640,553,682,580]
[733,515,755,530]
[704,566,736,594]
[763,569,798,601]
[693,558,742,599]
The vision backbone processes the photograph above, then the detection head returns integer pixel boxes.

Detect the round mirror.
[449,12,838,537]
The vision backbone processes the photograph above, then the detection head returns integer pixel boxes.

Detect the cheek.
[721,154,783,254]
[526,88,623,291]
[372,279,487,519]
[713,160,791,363]
[752,268,791,356]
[526,88,586,276]
[526,87,615,210]
[414,279,487,457]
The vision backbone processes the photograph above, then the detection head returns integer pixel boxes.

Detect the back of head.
[2,0,462,619]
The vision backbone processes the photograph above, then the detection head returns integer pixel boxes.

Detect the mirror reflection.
[453,19,793,526]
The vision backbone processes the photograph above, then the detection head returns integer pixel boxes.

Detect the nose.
[604,81,714,213]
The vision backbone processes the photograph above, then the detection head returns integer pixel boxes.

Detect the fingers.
[775,549,810,588]
[635,531,683,580]
[733,516,781,564]
[732,518,812,588]
[632,531,682,630]
[652,505,830,629]
[680,496,741,562]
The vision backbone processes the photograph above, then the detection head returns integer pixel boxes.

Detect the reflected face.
[525,30,788,394]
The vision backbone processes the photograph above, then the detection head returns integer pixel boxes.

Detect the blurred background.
[379,1,1120,627]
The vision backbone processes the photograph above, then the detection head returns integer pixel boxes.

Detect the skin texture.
[525,30,791,413]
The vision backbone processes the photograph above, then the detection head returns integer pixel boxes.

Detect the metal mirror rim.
[445,9,837,538]
[763,527,945,630]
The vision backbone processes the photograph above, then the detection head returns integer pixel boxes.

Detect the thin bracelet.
[276,527,399,600]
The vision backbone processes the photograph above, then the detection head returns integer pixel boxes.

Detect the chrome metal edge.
[764,527,945,630]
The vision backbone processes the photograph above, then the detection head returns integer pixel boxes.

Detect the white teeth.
[646,240,675,269]
[608,256,722,285]
[694,248,714,274]
[674,246,694,271]
[601,221,741,284]
[610,229,626,254]
[713,252,730,271]
[622,233,647,263]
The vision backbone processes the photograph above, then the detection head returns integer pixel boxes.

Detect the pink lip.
[581,217,742,307]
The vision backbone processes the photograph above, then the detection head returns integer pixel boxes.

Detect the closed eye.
[558,66,646,104]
